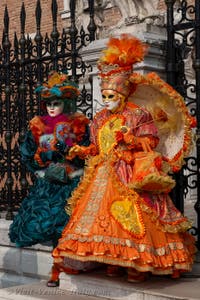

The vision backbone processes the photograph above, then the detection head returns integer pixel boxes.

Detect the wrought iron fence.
[0,0,96,219]
[165,0,200,249]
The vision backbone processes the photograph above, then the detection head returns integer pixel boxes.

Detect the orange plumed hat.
[97,34,148,98]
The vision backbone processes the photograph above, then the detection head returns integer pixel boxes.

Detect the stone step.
[0,271,40,289]
[1,220,200,300]
[0,244,53,282]
[0,272,200,300]
[59,269,200,300]
[0,281,101,300]
[0,219,53,284]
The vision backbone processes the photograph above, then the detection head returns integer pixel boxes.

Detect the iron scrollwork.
[165,0,200,249]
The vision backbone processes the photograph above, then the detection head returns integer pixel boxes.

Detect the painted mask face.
[102,90,125,112]
[46,100,64,117]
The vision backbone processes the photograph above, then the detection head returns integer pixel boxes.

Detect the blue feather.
[35,86,46,93]
[50,87,62,97]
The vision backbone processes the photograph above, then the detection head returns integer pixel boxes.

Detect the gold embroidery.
[63,233,192,256]
[55,251,194,274]
[74,164,108,235]
[110,197,145,238]
[98,115,125,155]
[59,233,195,274]
[140,201,192,233]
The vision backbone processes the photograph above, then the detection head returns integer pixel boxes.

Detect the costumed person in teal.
[9,71,90,251]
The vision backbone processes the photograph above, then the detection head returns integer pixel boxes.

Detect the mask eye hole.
[53,102,61,106]
[102,94,115,100]
[46,101,62,107]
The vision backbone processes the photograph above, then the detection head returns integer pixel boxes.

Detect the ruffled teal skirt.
[9,177,80,248]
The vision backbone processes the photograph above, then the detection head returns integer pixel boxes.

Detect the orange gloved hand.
[66,143,97,160]
[115,131,124,143]
[67,145,83,160]
[115,126,129,143]
[123,132,137,147]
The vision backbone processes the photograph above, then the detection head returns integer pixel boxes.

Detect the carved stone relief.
[75,0,111,38]
[61,0,165,38]
[111,0,161,27]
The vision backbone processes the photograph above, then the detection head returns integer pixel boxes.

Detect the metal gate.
[0,0,96,219]
[165,0,200,249]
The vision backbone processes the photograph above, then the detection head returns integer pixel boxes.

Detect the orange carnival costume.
[52,34,196,283]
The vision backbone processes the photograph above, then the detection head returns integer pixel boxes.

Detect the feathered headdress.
[35,71,80,101]
[97,34,148,98]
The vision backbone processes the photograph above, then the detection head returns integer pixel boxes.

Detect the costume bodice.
[98,115,125,155]
[92,103,158,156]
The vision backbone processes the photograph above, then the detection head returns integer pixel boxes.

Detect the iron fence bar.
[87,0,97,41]
[3,6,13,220]
[165,0,177,85]
[3,52,72,67]
[35,0,43,116]
[165,0,184,212]
[18,2,28,202]
[165,0,199,248]
[51,0,59,71]
[69,0,78,84]
[0,43,3,217]
[194,0,200,249]
[35,0,43,82]
[173,21,195,31]
[18,2,26,141]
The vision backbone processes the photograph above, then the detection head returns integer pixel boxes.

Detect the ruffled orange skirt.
[53,157,196,275]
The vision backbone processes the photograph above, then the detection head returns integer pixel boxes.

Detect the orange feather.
[99,34,148,67]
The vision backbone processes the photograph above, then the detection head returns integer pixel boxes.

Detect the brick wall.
[0,0,64,43]
[103,6,122,28]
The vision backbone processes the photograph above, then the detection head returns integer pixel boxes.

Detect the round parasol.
[129,72,195,172]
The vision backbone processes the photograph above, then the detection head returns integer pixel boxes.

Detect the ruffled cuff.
[29,116,45,144]
[124,134,159,151]
[67,143,97,160]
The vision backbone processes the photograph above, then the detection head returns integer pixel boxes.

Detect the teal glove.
[40,151,64,163]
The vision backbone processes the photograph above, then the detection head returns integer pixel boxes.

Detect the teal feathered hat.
[35,71,80,101]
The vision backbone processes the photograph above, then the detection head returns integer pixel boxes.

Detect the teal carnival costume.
[9,71,90,247]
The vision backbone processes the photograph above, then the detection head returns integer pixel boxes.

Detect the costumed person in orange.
[9,71,90,279]
[51,35,196,284]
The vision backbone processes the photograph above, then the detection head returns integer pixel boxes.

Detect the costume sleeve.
[89,116,98,146]
[67,115,98,160]
[78,124,90,147]
[134,110,158,137]
[71,124,91,168]
[20,130,43,173]
[125,108,159,151]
